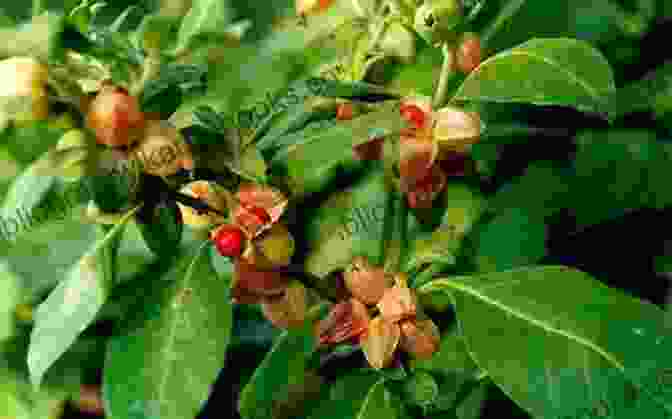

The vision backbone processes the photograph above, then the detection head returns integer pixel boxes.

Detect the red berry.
[457,35,482,74]
[336,103,355,121]
[212,225,245,257]
[399,104,427,129]
[87,84,145,147]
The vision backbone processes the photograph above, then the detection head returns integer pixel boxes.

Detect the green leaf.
[27,207,138,388]
[135,201,183,259]
[270,101,403,197]
[175,0,233,53]
[308,371,398,419]
[452,38,616,119]
[570,129,672,228]
[472,207,547,273]
[488,163,571,221]
[419,266,672,418]
[238,326,316,419]
[103,241,233,419]
[1,162,57,233]
[0,261,20,342]
[609,60,672,120]
[481,0,631,54]
[303,169,390,278]
[136,13,182,53]
[403,371,440,410]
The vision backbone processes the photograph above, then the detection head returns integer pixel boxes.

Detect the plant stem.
[394,196,409,272]
[32,0,43,17]
[379,190,397,266]
[433,43,455,109]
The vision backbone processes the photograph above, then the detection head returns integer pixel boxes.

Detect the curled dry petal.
[377,273,417,323]
[360,316,401,370]
[234,183,288,237]
[432,106,481,153]
[177,181,228,228]
[399,319,440,359]
[243,223,295,269]
[231,259,288,304]
[344,256,393,305]
[316,298,370,346]
[353,136,385,161]
[261,281,308,329]
[406,164,447,209]
[399,130,439,193]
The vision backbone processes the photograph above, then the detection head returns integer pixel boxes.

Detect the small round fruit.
[296,0,335,16]
[86,84,145,147]
[414,0,463,45]
[211,224,245,257]
[336,103,355,121]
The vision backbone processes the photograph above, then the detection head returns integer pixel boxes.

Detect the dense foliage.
[1,1,671,418]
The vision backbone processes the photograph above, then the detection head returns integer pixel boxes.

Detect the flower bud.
[432,106,481,153]
[246,223,295,269]
[0,56,49,124]
[231,259,288,304]
[261,281,308,329]
[296,0,335,16]
[377,273,417,323]
[361,316,401,369]
[316,298,370,346]
[132,119,194,176]
[380,22,417,64]
[86,84,145,147]
[211,224,246,258]
[414,0,463,46]
[344,256,393,305]
[456,33,482,74]
[178,181,228,229]
[399,319,440,359]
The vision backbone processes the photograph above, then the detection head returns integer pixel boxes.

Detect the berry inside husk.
[211,225,245,257]
[400,104,427,129]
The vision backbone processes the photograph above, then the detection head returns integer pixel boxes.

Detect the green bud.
[414,0,464,46]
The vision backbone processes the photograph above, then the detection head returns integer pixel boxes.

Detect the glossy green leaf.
[488,163,571,221]
[473,207,547,272]
[309,370,397,419]
[238,326,316,419]
[175,0,233,53]
[609,60,672,120]
[452,38,616,119]
[270,101,403,197]
[135,201,183,259]
[419,266,672,418]
[570,129,672,228]
[136,13,182,53]
[27,207,138,388]
[303,169,390,278]
[481,0,631,54]
[104,241,232,419]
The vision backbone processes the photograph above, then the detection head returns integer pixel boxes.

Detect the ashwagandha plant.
[1,0,672,418]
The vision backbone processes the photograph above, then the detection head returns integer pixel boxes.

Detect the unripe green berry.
[380,22,417,64]
[414,0,463,46]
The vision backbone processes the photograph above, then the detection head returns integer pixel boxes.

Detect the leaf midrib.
[422,278,626,372]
